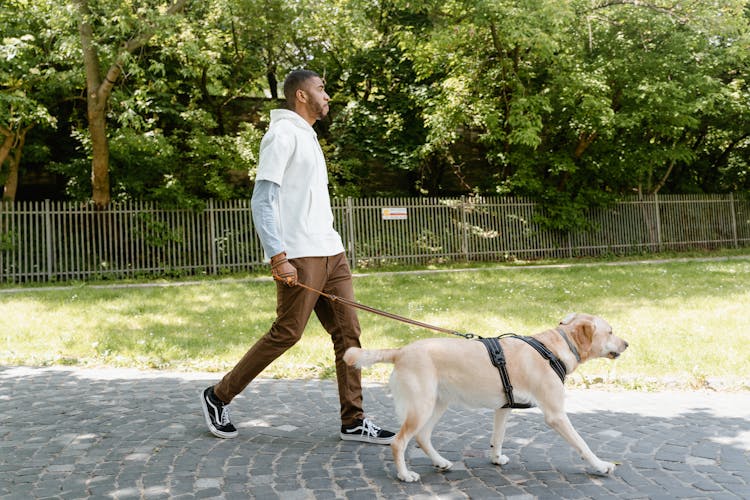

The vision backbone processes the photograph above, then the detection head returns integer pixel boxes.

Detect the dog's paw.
[491,454,509,466]
[398,470,420,482]
[592,460,616,474]
[433,458,453,470]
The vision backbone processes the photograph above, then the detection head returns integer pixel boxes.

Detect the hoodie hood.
[269,108,315,133]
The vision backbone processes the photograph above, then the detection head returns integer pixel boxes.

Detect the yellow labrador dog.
[344,313,628,482]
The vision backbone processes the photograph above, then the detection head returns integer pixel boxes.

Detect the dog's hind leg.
[392,406,433,482]
[414,399,452,471]
[490,408,511,465]
[390,375,438,482]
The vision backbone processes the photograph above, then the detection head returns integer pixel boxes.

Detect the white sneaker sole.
[340,433,395,445]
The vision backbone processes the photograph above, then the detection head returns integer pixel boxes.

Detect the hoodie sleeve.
[251,179,284,258]
[256,125,295,186]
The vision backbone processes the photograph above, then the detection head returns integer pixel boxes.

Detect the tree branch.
[653,159,675,194]
[0,133,13,170]
[574,131,598,159]
[714,133,750,168]
[102,0,190,94]
[587,0,688,23]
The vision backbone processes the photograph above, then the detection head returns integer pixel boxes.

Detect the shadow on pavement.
[1,366,748,499]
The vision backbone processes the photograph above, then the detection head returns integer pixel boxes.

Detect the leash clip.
[455,331,481,340]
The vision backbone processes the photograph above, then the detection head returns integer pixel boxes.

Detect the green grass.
[1,253,749,390]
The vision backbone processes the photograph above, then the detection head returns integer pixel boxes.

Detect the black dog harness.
[478,333,569,409]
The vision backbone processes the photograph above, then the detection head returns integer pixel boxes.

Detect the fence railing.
[1,194,748,283]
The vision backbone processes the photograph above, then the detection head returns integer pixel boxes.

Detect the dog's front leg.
[543,410,616,474]
[490,408,511,465]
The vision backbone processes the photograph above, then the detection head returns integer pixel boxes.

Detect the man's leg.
[313,253,395,444]
[214,259,327,403]
[201,258,327,438]
[313,253,364,425]
[315,253,394,444]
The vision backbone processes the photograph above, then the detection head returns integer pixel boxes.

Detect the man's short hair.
[283,69,321,107]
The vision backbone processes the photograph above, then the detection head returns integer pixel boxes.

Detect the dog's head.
[560,313,628,362]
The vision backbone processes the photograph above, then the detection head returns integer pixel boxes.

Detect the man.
[200,69,395,445]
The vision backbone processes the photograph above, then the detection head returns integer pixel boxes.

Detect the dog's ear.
[569,318,594,360]
[560,313,577,325]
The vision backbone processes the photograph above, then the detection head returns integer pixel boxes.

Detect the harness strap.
[478,337,534,409]
[513,336,568,383]
[555,327,581,363]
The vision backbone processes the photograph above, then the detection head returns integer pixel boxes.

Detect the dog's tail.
[344,347,400,368]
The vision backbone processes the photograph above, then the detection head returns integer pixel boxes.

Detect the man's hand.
[270,252,298,286]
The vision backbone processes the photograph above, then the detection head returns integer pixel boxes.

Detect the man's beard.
[313,102,329,119]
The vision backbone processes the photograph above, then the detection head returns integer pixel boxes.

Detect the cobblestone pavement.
[1,366,749,499]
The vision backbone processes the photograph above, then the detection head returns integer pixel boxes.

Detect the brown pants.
[213,252,364,425]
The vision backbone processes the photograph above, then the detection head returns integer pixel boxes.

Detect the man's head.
[283,69,330,125]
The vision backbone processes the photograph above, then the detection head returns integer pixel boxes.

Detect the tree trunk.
[76,0,111,207]
[0,132,12,169]
[267,68,278,100]
[89,100,110,207]
[574,131,598,159]
[2,136,24,202]
[1,125,31,202]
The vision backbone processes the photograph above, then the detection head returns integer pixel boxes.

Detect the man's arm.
[251,179,297,286]
[251,179,283,258]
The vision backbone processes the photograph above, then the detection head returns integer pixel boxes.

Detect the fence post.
[729,193,739,248]
[567,232,574,259]
[460,196,469,261]
[0,202,4,281]
[45,199,54,281]
[208,199,217,274]
[654,193,663,251]
[346,197,356,269]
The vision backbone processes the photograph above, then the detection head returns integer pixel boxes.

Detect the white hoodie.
[255,109,344,259]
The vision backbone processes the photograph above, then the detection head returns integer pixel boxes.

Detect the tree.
[574,0,750,196]
[0,98,51,202]
[0,1,60,202]
[388,0,750,229]
[99,0,287,205]
[2,0,748,224]
[72,0,188,207]
[296,0,433,196]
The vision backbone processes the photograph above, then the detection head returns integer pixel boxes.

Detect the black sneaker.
[340,418,395,445]
[200,386,238,439]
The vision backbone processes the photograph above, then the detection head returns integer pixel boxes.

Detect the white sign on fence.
[381,207,408,220]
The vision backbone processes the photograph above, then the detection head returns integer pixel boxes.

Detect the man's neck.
[293,106,316,126]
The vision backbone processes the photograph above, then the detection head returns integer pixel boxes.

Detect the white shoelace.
[219,406,232,426]
[360,418,381,436]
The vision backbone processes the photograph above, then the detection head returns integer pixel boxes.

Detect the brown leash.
[292,280,479,339]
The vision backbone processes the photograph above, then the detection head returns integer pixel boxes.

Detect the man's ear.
[296,89,307,103]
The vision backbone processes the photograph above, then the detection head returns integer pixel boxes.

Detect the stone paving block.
[310,490,337,499]
[273,479,305,493]
[692,477,726,493]
[193,487,223,499]
[723,482,750,498]
[335,476,371,490]
[246,485,276,498]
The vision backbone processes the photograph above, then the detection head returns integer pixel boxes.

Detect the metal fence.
[1,194,748,283]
